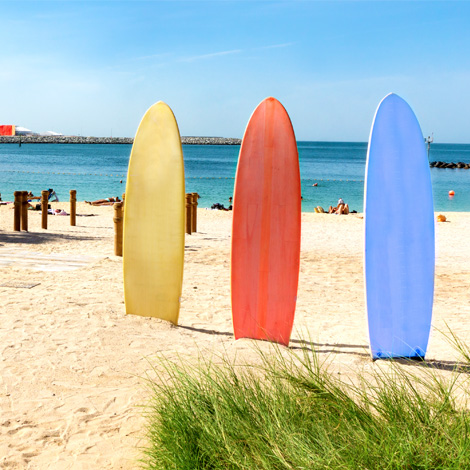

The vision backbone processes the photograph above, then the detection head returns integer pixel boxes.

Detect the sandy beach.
[1,203,469,468]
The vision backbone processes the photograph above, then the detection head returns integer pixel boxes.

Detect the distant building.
[40,131,63,136]
[0,125,15,136]
[15,126,35,136]
[1,125,63,136]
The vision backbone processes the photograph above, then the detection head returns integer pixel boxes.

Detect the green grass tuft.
[141,341,470,470]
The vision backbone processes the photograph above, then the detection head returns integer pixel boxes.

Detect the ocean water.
[0,142,469,212]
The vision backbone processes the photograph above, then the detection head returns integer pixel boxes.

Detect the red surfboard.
[231,97,301,346]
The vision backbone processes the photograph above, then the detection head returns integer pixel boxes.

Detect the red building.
[0,125,15,136]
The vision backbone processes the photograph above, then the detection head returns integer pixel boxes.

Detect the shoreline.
[0,136,242,145]
[0,199,467,215]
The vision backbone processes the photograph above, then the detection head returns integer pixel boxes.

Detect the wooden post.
[70,190,76,226]
[21,191,28,232]
[121,193,126,214]
[185,193,192,235]
[114,202,124,256]
[191,193,198,233]
[13,191,21,231]
[41,190,48,229]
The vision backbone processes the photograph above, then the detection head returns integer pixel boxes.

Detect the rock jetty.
[430,161,470,169]
[0,135,241,145]
[182,136,241,145]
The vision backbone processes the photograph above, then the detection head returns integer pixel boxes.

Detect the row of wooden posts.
[113,192,199,257]
[12,189,198,258]
[13,189,77,231]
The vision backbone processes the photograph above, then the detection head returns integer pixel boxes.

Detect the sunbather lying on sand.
[48,208,68,215]
[85,197,121,206]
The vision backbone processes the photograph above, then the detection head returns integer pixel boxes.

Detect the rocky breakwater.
[0,135,241,145]
[182,136,241,145]
[0,136,132,144]
[430,161,470,169]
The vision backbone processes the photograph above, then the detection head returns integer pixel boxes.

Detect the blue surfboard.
[364,93,435,360]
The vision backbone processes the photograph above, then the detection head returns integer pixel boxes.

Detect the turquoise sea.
[0,142,469,212]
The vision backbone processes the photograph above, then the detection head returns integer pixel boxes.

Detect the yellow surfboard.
[123,101,185,323]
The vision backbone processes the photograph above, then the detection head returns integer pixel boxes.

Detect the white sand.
[0,203,469,468]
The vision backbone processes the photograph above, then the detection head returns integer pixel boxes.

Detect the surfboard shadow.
[289,338,367,349]
[178,325,370,358]
[392,358,470,374]
[289,343,370,358]
[178,324,233,337]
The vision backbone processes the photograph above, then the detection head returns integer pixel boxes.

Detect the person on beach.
[329,198,349,215]
[47,208,68,215]
[48,188,59,202]
[85,197,121,206]
[27,192,42,201]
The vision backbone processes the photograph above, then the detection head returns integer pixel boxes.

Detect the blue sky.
[1,1,469,142]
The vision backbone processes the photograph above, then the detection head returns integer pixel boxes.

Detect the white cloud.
[179,49,242,63]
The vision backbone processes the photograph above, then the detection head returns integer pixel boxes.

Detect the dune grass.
[142,341,470,469]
